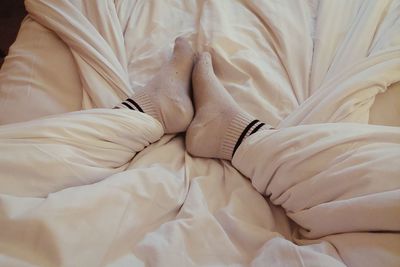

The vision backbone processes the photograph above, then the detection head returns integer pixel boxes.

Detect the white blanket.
[0,0,399,266]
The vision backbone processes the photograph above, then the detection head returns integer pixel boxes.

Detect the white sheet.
[1,2,399,127]
[0,0,399,266]
[0,17,82,124]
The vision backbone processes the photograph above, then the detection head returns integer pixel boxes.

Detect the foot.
[186,52,268,160]
[117,37,195,134]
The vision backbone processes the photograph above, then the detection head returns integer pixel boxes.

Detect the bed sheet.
[0,17,82,125]
[1,6,399,127]
[0,1,399,267]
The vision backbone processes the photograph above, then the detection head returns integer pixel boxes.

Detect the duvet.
[0,0,399,266]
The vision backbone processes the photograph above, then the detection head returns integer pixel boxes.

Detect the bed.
[0,1,399,266]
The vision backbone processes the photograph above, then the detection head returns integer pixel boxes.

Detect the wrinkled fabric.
[234,123,400,233]
[0,109,163,197]
[0,0,399,266]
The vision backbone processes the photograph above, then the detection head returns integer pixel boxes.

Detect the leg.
[0,108,164,197]
[115,37,195,134]
[0,38,195,198]
[186,52,400,237]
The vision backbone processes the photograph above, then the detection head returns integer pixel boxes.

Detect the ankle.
[114,91,163,129]
[220,112,271,160]
[130,90,162,124]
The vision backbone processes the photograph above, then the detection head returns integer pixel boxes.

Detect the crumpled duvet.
[0,0,399,266]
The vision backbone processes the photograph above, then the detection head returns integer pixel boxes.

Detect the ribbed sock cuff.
[130,91,161,123]
[219,112,272,160]
[114,91,162,127]
[219,112,255,160]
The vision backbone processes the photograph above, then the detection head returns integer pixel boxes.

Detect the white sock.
[115,37,195,134]
[186,52,271,160]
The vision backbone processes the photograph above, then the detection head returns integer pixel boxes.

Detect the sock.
[113,37,194,134]
[186,52,273,160]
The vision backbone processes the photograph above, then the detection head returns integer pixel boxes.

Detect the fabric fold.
[0,109,163,197]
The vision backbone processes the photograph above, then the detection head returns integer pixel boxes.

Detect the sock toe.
[172,37,195,65]
[194,52,212,76]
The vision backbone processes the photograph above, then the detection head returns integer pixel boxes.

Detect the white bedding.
[0,1,399,266]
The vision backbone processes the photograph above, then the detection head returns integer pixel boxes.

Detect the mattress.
[0,1,399,266]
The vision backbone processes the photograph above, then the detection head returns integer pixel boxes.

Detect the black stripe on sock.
[122,102,135,110]
[250,123,265,136]
[232,120,259,158]
[126,98,144,113]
